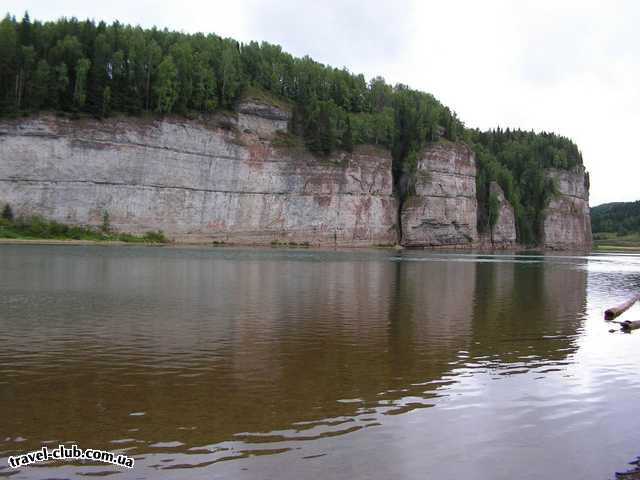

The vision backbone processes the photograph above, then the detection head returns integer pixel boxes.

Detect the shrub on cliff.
[470,128,580,245]
[1,204,13,221]
[142,231,168,243]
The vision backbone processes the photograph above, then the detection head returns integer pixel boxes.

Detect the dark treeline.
[469,128,583,244]
[0,13,583,245]
[591,202,640,235]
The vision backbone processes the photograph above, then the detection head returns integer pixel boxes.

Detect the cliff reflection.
[471,256,587,362]
[0,248,588,463]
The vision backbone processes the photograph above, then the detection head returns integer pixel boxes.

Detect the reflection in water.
[470,257,586,363]
[1,246,639,480]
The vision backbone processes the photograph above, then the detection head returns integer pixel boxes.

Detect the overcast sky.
[5,0,639,206]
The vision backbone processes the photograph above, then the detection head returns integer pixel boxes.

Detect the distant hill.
[591,201,640,234]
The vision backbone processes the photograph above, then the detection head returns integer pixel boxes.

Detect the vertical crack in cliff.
[396,196,405,244]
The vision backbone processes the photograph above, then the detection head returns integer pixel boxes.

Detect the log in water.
[620,320,640,331]
[604,295,640,320]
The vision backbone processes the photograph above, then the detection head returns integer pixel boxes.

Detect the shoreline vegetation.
[0,206,168,244]
[591,202,640,250]
[593,236,640,251]
[0,202,607,252]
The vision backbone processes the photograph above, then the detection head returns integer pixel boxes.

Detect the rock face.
[0,109,397,246]
[542,167,592,249]
[237,100,290,139]
[401,143,478,247]
[486,181,517,247]
[0,105,592,249]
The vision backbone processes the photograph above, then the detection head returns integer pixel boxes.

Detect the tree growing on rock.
[2,203,14,221]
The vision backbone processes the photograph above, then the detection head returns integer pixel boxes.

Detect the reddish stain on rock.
[315,196,332,207]
[248,142,271,165]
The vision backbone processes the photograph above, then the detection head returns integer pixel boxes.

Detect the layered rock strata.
[0,109,397,246]
[542,167,592,249]
[401,143,478,247]
[0,107,592,249]
[480,181,517,247]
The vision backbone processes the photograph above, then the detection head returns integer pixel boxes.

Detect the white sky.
[5,0,640,206]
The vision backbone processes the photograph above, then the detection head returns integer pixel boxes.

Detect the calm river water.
[1,245,640,479]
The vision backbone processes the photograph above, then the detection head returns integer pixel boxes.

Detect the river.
[1,245,639,479]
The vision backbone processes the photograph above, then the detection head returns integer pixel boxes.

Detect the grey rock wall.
[0,110,592,249]
[542,167,592,249]
[401,143,478,247]
[487,181,517,247]
[0,114,397,246]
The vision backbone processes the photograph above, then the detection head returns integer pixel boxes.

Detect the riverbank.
[593,232,640,251]
[0,238,156,246]
[0,215,168,244]
[616,458,640,479]
[0,237,603,258]
[0,213,598,252]
[595,244,640,252]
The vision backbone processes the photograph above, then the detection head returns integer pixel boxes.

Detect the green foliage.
[101,210,110,233]
[2,203,13,221]
[0,13,583,247]
[592,201,640,236]
[342,116,353,153]
[0,213,168,243]
[102,86,111,116]
[0,13,464,171]
[271,130,304,149]
[270,239,311,248]
[141,230,168,243]
[31,59,49,109]
[488,192,500,230]
[469,128,581,245]
[73,57,90,108]
[155,55,178,113]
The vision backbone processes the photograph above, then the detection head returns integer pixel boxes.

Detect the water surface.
[1,246,639,479]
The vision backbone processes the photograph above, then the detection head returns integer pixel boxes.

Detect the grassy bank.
[593,232,640,251]
[0,215,168,244]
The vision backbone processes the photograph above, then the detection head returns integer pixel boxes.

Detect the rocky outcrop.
[0,110,397,246]
[237,100,290,139]
[401,143,477,247]
[0,106,593,249]
[542,167,592,249]
[483,181,517,247]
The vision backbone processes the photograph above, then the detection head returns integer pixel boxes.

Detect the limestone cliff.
[542,167,592,249]
[479,182,517,248]
[0,107,592,249]
[401,143,478,247]
[0,108,397,246]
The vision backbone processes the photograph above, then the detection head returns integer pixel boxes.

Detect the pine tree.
[154,56,178,113]
[31,59,50,109]
[73,58,91,108]
[102,86,111,117]
[342,117,353,153]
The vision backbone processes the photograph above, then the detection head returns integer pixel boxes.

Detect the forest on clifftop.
[0,13,584,245]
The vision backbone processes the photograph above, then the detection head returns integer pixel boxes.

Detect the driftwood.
[604,295,640,320]
[620,320,640,332]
